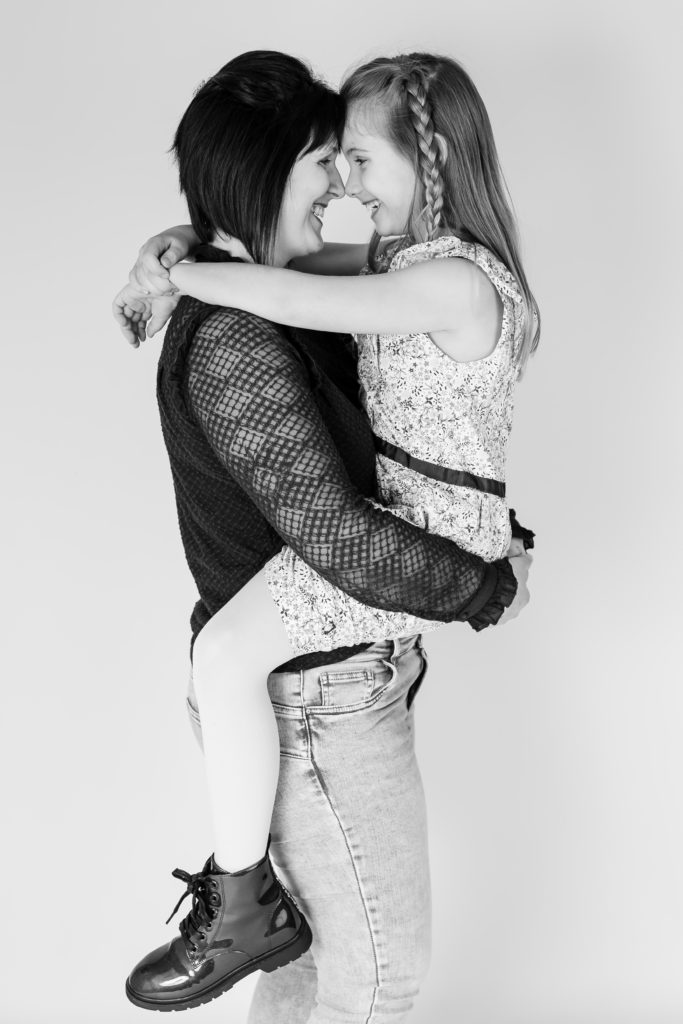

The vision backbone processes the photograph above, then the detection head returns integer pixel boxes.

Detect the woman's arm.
[170,258,478,336]
[187,309,517,628]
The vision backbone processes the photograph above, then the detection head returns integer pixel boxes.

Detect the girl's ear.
[434,132,448,166]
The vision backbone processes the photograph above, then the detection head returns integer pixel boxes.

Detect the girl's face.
[342,102,417,236]
[273,140,344,265]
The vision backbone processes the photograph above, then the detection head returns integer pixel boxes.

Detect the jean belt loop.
[298,667,308,710]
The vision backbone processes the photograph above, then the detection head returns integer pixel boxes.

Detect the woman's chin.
[306,223,325,252]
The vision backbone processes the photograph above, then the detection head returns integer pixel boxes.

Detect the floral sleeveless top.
[356,234,525,562]
[264,235,526,654]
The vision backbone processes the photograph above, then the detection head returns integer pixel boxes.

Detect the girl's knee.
[192,612,239,672]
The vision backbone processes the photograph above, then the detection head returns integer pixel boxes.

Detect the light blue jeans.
[187,635,431,1023]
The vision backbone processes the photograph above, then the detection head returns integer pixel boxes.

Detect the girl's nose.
[344,167,360,198]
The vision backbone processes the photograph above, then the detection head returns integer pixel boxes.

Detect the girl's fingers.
[113,283,152,346]
[112,304,127,326]
[142,250,170,276]
[130,245,179,295]
[121,323,140,347]
[139,256,170,293]
[160,240,186,269]
[135,268,173,297]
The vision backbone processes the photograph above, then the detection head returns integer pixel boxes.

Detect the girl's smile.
[341,102,417,236]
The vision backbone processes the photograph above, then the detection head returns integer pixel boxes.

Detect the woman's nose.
[327,163,344,198]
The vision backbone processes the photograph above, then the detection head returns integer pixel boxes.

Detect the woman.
[114,50,531,1022]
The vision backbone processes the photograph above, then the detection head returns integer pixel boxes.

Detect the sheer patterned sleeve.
[187,309,516,625]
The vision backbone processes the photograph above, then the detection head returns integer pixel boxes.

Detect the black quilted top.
[157,246,518,671]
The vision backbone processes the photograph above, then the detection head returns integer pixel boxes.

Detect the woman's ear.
[435,132,448,166]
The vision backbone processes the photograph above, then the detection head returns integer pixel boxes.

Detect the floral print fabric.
[265,236,524,654]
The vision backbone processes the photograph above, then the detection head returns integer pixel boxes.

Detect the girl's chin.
[371,211,402,237]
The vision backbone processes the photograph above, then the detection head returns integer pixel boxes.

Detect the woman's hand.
[112,283,180,347]
[506,537,527,558]
[497,548,532,625]
[128,224,199,297]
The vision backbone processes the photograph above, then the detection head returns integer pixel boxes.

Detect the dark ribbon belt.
[374,435,506,498]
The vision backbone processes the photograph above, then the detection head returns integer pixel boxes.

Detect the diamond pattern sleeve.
[186,309,512,624]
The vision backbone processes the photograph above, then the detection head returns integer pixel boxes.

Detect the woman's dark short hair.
[173,50,345,264]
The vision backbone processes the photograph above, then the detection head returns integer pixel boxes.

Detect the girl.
[117,51,536,1018]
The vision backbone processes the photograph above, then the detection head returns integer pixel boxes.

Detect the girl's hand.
[128,225,199,297]
[112,284,180,348]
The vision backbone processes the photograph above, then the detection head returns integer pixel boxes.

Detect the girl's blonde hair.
[341,53,540,369]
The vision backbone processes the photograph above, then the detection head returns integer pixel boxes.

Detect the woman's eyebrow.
[344,146,370,155]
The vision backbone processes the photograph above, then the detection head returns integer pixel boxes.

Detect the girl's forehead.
[342,100,388,148]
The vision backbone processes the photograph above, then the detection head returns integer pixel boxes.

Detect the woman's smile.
[274,145,343,264]
[311,202,327,226]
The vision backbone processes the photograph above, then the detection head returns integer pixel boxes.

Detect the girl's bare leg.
[192,566,294,871]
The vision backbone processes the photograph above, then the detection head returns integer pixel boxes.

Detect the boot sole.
[125,917,313,1012]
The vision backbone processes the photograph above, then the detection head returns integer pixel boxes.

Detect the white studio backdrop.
[1,1,681,1022]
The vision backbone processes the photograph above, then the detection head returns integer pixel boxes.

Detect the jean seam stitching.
[307,727,380,1022]
[302,682,392,716]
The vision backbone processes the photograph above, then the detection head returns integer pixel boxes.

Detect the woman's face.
[342,101,417,237]
[272,140,344,265]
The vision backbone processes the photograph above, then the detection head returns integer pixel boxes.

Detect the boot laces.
[165,867,216,947]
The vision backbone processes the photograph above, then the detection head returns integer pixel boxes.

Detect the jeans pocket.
[314,663,395,713]
[406,643,429,711]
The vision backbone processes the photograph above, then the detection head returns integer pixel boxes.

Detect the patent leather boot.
[125,851,312,1011]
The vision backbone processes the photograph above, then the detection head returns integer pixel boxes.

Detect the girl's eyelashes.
[353,157,367,166]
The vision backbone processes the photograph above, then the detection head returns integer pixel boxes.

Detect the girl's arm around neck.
[169,258,473,335]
